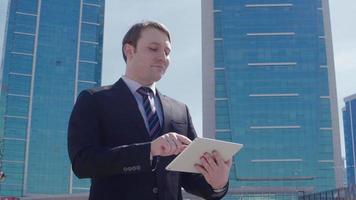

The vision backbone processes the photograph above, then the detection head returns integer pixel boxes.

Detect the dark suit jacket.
[67,79,227,200]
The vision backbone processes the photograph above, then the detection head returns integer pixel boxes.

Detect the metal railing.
[299,185,356,200]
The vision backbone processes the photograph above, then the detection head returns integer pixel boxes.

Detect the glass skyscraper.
[202,0,343,195]
[0,0,104,197]
[343,94,356,186]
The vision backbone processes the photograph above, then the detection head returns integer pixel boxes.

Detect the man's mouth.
[151,65,164,69]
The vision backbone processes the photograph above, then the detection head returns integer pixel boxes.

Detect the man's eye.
[149,47,158,51]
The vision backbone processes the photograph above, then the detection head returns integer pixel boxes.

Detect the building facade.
[343,94,356,186]
[202,0,343,194]
[0,0,104,197]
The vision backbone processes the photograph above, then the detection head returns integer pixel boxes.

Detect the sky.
[0,0,355,154]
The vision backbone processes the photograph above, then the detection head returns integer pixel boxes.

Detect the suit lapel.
[112,79,172,141]
[112,79,150,141]
[157,91,171,136]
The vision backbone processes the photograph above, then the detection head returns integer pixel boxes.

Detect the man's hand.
[194,150,232,190]
[151,132,191,156]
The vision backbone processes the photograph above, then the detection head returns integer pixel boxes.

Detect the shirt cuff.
[212,182,228,193]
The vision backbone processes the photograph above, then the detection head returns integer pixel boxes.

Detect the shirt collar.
[121,76,157,95]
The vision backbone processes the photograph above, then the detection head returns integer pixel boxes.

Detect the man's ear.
[123,43,135,60]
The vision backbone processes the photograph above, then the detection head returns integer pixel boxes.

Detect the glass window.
[214,12,222,38]
[82,5,100,23]
[6,95,29,117]
[13,33,35,53]
[80,43,98,61]
[14,14,37,34]
[79,62,99,82]
[215,70,227,98]
[83,0,102,4]
[215,131,232,141]
[0,169,23,196]
[4,117,28,139]
[214,0,223,10]
[15,0,38,14]
[72,175,90,191]
[77,81,97,95]
[81,23,99,42]
[215,100,230,129]
[7,73,31,95]
[215,40,224,67]
[10,53,33,74]
[3,139,26,162]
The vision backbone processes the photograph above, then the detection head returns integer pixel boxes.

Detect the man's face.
[125,28,171,85]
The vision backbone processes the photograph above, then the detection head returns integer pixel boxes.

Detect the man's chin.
[154,75,163,82]
[143,75,164,85]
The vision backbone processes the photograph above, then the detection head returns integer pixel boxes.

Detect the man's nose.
[156,50,168,62]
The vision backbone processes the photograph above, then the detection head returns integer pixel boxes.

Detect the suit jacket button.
[152,187,158,194]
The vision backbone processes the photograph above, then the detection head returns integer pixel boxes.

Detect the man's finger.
[195,164,208,177]
[169,133,182,150]
[204,153,218,169]
[200,156,213,175]
[161,137,171,154]
[173,140,183,155]
[177,144,188,153]
[176,134,192,145]
[225,159,232,168]
[212,150,224,165]
[167,137,178,154]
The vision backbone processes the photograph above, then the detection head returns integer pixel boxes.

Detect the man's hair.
[122,21,171,63]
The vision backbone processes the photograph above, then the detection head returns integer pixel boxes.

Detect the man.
[68,21,232,200]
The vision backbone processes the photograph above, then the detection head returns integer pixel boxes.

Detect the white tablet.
[165,137,243,173]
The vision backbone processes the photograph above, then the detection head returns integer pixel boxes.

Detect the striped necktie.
[137,87,161,139]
